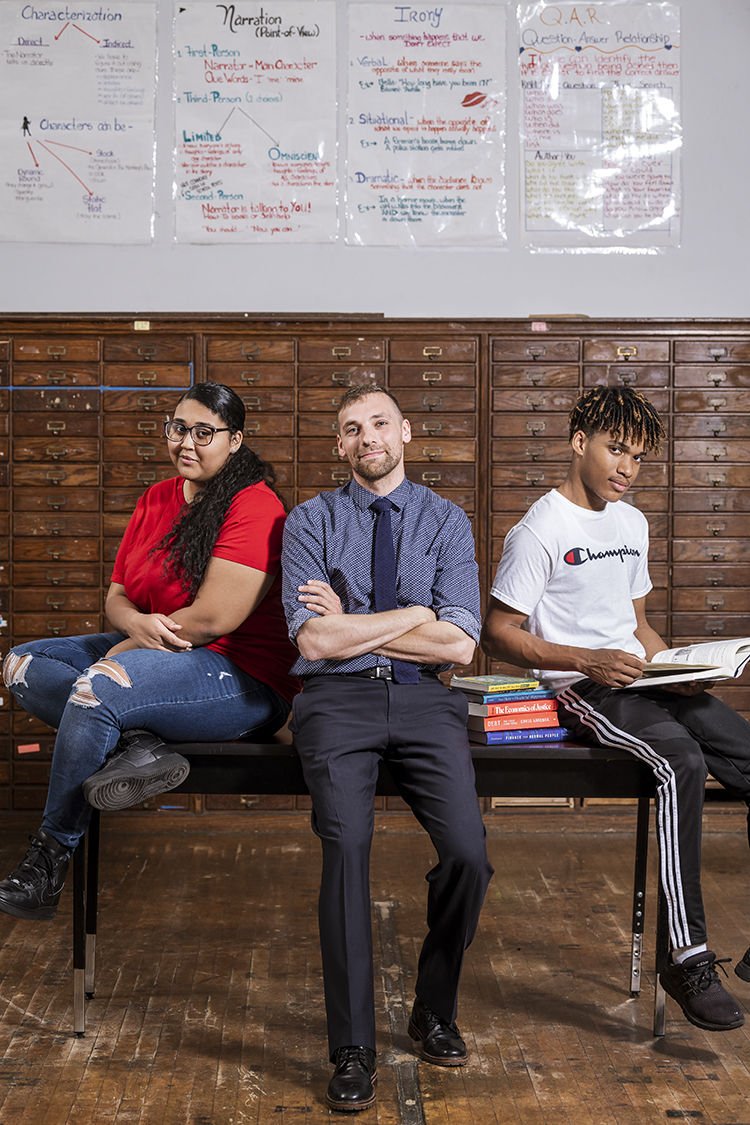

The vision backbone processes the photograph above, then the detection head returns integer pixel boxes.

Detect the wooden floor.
[1,806,750,1124]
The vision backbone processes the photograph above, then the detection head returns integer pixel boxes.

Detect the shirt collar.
[346,475,413,513]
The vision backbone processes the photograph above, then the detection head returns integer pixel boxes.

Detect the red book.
[466,712,562,732]
[467,699,558,718]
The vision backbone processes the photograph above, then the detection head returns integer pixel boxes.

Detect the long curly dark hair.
[156,382,280,598]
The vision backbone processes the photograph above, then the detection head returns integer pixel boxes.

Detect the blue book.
[459,688,556,705]
[469,726,570,745]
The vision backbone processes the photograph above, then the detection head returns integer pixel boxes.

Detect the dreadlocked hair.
[568,385,665,454]
[155,382,281,599]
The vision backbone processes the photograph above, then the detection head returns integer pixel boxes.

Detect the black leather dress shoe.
[326,1046,377,1112]
[408,997,468,1066]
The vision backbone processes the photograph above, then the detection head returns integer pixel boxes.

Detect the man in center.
[281,385,493,1112]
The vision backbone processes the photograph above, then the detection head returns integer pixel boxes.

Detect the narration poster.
[347,3,506,247]
[519,2,681,251]
[0,1,157,243]
[174,2,336,243]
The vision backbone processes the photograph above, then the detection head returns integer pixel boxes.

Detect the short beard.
[353,447,401,481]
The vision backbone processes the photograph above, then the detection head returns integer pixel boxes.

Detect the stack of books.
[450,674,569,744]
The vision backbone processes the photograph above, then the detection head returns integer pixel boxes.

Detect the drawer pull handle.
[708,347,728,360]
[330,396,342,409]
[47,370,71,385]
[422,446,442,461]
[707,522,726,536]
[422,371,442,385]
[422,471,442,484]
[421,421,442,435]
[331,470,351,483]
[331,373,353,387]
[46,420,66,434]
[706,370,726,386]
[526,346,546,360]
[137,346,157,358]
[137,395,158,410]
[423,396,442,410]
[525,370,545,385]
[241,345,261,358]
[706,546,725,561]
[137,444,157,460]
[526,420,546,436]
[709,397,726,411]
[617,346,637,359]
[242,396,260,409]
[46,619,67,635]
[707,421,726,436]
[137,421,158,434]
[423,347,442,358]
[707,472,726,486]
[46,571,66,584]
[706,571,725,586]
[708,446,727,461]
[707,619,726,635]
[525,445,545,461]
[136,370,157,385]
[46,545,67,560]
[46,595,66,610]
[706,596,725,611]
[241,370,260,384]
[45,446,68,459]
[46,345,67,358]
[46,495,67,510]
[137,471,156,483]
[709,496,725,511]
[45,470,66,484]
[244,422,260,434]
[332,347,351,358]
[46,521,66,536]
[526,395,546,410]
[617,369,637,386]
[525,471,545,484]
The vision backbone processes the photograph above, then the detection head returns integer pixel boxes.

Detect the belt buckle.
[374,666,391,679]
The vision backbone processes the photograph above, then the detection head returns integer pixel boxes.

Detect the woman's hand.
[297,580,343,617]
[123,613,193,652]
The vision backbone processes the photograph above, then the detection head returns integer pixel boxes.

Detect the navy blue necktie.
[370,498,419,684]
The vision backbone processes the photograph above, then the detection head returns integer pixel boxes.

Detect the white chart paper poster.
[174,2,336,243]
[519,3,681,251]
[0,2,156,243]
[347,4,505,247]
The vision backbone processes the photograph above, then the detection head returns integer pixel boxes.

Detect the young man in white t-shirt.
[482,385,750,1033]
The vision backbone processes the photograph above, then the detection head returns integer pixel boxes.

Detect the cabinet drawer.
[12,439,99,462]
[389,339,476,363]
[14,589,101,613]
[298,339,385,363]
[12,613,101,637]
[12,563,101,587]
[103,336,192,363]
[297,463,352,489]
[393,389,476,413]
[673,416,749,439]
[671,564,750,588]
[13,488,99,512]
[492,338,579,362]
[405,414,476,438]
[493,389,578,413]
[13,339,100,362]
[242,416,294,437]
[492,413,570,439]
[207,363,296,387]
[12,389,99,413]
[406,441,476,464]
[674,341,750,363]
[102,389,183,413]
[674,366,750,389]
[405,464,475,488]
[298,388,349,412]
[12,538,100,563]
[670,614,747,639]
[207,339,295,363]
[237,389,295,413]
[297,366,384,388]
[103,439,171,464]
[102,513,130,537]
[13,513,100,537]
[10,363,100,386]
[103,415,165,439]
[621,490,670,512]
[673,440,750,463]
[582,339,670,363]
[492,465,567,488]
[672,589,750,613]
[389,365,476,388]
[103,366,192,388]
[673,515,749,538]
[245,438,294,464]
[10,464,99,488]
[492,438,580,463]
[673,540,750,563]
[674,465,750,490]
[674,390,750,413]
[102,464,176,488]
[492,364,578,388]
[13,413,99,438]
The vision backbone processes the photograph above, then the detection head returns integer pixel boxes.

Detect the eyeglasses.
[164,421,231,446]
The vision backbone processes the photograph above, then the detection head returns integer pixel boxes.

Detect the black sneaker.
[82,729,190,811]
[735,947,750,983]
[0,828,71,921]
[660,950,745,1031]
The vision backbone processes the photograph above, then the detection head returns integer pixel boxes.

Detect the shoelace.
[421,1006,461,1037]
[335,1047,374,1071]
[9,834,61,889]
[680,957,731,996]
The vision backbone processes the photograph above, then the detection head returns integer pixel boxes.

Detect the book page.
[650,638,750,669]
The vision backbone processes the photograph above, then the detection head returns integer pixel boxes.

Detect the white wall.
[1,0,747,319]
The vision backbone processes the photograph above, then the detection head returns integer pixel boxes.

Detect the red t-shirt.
[111,476,300,704]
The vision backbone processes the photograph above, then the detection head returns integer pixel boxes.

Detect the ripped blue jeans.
[3,633,290,849]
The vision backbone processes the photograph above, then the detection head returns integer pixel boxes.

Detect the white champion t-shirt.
[490,489,652,693]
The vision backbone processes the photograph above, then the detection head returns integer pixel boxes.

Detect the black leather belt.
[347,666,393,680]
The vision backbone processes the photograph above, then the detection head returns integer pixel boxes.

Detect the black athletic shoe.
[82,729,190,811]
[735,947,750,983]
[0,828,71,921]
[326,1046,377,1113]
[660,951,745,1031]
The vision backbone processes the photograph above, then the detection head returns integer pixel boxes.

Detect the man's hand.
[580,649,645,688]
[659,680,716,697]
[297,580,343,617]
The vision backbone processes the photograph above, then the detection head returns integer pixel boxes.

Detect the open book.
[626,637,750,689]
